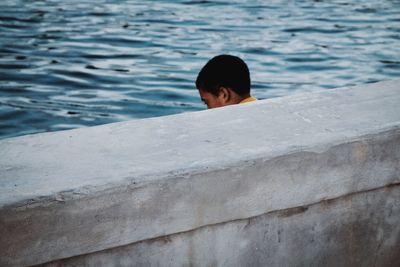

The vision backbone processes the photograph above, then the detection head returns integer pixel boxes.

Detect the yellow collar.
[239,96,257,104]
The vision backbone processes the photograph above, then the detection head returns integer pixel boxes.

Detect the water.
[0,0,399,140]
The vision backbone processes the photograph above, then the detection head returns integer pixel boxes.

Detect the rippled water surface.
[1,0,399,139]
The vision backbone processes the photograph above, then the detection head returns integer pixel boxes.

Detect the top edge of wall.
[0,79,399,208]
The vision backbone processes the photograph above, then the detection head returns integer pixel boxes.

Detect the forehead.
[198,89,215,99]
[198,88,220,109]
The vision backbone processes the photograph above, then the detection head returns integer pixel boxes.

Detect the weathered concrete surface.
[41,184,400,267]
[0,80,399,266]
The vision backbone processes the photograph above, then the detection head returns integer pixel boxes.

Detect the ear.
[218,87,231,103]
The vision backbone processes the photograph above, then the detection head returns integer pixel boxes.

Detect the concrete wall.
[0,80,399,267]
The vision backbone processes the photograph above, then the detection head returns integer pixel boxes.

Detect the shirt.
[239,96,257,104]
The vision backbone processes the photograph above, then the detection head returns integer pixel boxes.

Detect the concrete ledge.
[0,80,399,266]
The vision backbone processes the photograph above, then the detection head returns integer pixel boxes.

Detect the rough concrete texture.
[41,184,400,267]
[0,80,399,266]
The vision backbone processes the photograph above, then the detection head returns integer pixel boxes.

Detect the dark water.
[1,0,399,139]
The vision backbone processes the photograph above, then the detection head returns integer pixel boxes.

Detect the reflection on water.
[0,0,399,139]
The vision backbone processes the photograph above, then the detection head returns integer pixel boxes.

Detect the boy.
[196,54,257,109]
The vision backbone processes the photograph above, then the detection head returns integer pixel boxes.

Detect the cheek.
[214,96,225,107]
[208,98,223,109]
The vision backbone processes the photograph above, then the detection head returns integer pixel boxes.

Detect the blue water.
[1,0,399,139]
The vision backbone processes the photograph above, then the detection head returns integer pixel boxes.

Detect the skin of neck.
[231,91,251,104]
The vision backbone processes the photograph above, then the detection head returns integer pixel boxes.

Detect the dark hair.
[196,54,251,96]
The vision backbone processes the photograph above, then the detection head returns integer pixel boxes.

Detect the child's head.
[196,54,251,109]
